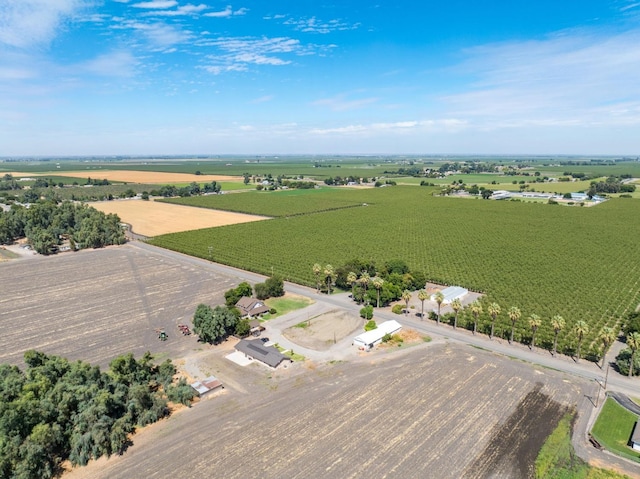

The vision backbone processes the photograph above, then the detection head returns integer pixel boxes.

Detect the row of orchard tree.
[0,351,194,479]
[314,259,640,377]
[0,200,125,254]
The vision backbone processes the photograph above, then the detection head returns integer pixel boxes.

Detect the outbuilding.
[432,286,468,305]
[190,376,223,396]
[353,320,402,351]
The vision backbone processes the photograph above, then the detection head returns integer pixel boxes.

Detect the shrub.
[364,320,377,331]
[382,333,392,343]
[615,348,640,376]
[360,305,374,320]
[392,304,404,315]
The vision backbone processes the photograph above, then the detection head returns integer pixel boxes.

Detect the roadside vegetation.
[536,412,631,478]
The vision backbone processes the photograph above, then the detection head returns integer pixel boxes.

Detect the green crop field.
[150,186,640,357]
[160,187,373,217]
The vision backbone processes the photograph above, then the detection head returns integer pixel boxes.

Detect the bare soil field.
[282,310,363,350]
[11,170,240,184]
[0,244,242,368]
[91,199,267,236]
[63,342,587,479]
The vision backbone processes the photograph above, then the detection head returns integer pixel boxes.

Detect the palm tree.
[551,315,565,357]
[401,290,412,316]
[323,264,335,295]
[487,302,501,340]
[431,292,444,325]
[627,332,640,377]
[599,326,616,369]
[312,263,322,293]
[470,301,482,335]
[507,306,521,344]
[372,276,384,308]
[528,314,541,350]
[451,298,462,329]
[418,289,429,320]
[346,272,357,299]
[359,271,370,302]
[573,320,589,362]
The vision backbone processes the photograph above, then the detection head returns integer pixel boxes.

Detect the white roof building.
[431,286,468,305]
[353,320,402,350]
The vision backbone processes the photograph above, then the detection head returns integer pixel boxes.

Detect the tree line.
[0,351,194,479]
[0,200,126,254]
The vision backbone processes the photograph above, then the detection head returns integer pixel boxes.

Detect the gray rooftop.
[235,339,288,368]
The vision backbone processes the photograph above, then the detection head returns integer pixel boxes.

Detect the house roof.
[190,375,223,395]
[235,339,287,368]
[353,320,402,347]
[632,422,640,444]
[235,297,270,317]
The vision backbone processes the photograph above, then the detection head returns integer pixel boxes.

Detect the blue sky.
[1,1,640,156]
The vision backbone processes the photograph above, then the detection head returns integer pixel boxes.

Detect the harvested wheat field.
[92,199,268,236]
[11,170,239,183]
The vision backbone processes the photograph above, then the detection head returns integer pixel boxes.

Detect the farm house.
[353,320,402,351]
[431,286,468,305]
[235,339,289,368]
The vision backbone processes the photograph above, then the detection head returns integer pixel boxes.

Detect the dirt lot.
[0,244,243,368]
[63,342,586,479]
[282,310,363,350]
[11,170,240,184]
[91,199,267,236]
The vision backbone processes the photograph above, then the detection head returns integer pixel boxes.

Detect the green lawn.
[265,295,314,319]
[591,398,640,463]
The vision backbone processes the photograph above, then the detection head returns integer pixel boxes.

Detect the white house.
[353,320,402,351]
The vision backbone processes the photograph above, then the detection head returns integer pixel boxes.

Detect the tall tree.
[599,326,616,369]
[372,276,384,308]
[323,264,335,295]
[451,298,462,330]
[528,314,541,350]
[627,332,640,378]
[359,271,371,302]
[433,291,445,325]
[347,272,357,299]
[487,302,501,340]
[551,315,565,357]
[418,289,429,320]
[401,290,412,316]
[573,320,589,362]
[312,263,322,293]
[508,306,521,344]
[470,301,483,335]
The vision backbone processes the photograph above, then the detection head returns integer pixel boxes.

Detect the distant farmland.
[151,186,640,356]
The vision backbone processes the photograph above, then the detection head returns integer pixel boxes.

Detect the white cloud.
[309,119,466,136]
[250,95,274,103]
[128,21,193,48]
[313,95,378,111]
[82,51,138,77]
[132,1,177,9]
[282,16,360,34]
[442,28,640,127]
[141,4,208,17]
[203,36,311,74]
[0,0,88,48]
[205,5,232,18]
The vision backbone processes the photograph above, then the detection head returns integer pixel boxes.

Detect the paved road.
[611,391,640,416]
[131,241,640,476]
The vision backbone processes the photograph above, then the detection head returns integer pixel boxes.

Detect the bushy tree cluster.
[151,181,221,198]
[0,201,125,253]
[0,174,22,191]
[587,176,636,196]
[255,275,285,300]
[192,304,241,344]
[0,351,192,479]
[84,177,111,186]
[335,259,426,307]
[224,282,253,307]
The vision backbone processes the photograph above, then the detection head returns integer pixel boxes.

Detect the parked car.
[260,337,270,344]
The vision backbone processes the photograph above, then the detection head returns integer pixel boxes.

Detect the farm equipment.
[178,324,191,336]
[155,328,168,341]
